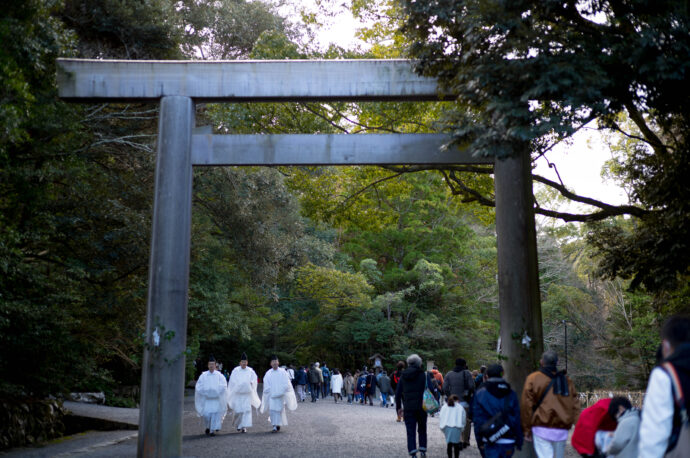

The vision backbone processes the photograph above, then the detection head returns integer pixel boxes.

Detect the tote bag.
[422,372,440,415]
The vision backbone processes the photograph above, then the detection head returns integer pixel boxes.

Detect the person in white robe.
[194,356,228,436]
[330,368,344,403]
[227,352,261,433]
[260,355,297,432]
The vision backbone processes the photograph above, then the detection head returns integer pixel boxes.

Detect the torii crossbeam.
[57,58,542,458]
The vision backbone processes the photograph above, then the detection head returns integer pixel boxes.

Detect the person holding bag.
[396,354,430,458]
[473,364,523,458]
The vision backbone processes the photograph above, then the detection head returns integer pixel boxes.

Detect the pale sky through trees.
[277,0,629,213]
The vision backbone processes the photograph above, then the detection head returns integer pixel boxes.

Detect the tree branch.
[624,102,668,157]
[531,174,649,218]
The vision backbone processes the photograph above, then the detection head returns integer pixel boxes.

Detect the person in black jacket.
[472,364,523,458]
[396,354,433,458]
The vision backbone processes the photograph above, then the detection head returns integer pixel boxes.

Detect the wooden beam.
[191,134,493,166]
[56,59,444,102]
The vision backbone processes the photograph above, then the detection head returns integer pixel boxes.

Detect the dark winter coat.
[365,373,377,395]
[294,368,307,385]
[472,377,524,450]
[378,374,393,395]
[444,366,475,401]
[395,366,437,413]
[308,367,321,384]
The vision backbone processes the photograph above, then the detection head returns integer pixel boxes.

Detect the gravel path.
[4,394,579,457]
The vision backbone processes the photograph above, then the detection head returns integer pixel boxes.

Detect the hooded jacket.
[605,408,640,458]
[395,366,429,413]
[521,368,580,435]
[294,368,307,385]
[472,377,523,449]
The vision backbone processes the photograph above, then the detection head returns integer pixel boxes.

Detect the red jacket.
[571,398,617,454]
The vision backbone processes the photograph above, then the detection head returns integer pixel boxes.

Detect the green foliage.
[400,0,690,296]
[178,0,288,59]
[4,0,686,400]
[588,118,690,291]
[400,0,690,158]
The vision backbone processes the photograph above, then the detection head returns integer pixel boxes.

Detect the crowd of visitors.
[195,314,690,458]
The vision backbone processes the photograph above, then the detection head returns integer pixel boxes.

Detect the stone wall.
[0,398,65,450]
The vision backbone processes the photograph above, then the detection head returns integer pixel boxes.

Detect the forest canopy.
[0,0,687,403]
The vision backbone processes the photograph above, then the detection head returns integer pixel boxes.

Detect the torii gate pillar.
[138,96,194,457]
[55,59,544,458]
[494,145,544,409]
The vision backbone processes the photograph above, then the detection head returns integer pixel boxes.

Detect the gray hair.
[542,350,558,367]
[406,354,422,368]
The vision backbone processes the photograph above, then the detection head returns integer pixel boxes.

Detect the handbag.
[478,396,511,444]
[422,372,440,415]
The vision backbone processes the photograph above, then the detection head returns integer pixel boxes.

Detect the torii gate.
[57,59,543,457]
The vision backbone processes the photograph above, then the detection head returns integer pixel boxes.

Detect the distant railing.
[579,390,645,408]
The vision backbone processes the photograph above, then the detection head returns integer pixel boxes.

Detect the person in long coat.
[330,368,344,403]
[344,371,355,404]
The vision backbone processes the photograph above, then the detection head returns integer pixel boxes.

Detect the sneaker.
[271,426,278,433]
[241,428,246,433]
[205,428,210,435]
[276,426,280,431]
[209,431,215,437]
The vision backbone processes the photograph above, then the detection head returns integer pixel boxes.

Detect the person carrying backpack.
[640,314,690,457]
[444,358,475,449]
[520,351,579,458]
[321,363,331,397]
[473,364,523,458]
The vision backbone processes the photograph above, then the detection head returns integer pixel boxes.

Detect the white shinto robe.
[227,365,261,428]
[260,367,297,426]
[195,370,228,431]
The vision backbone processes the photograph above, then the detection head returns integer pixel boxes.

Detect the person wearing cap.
[194,355,228,436]
[227,352,261,433]
[261,355,297,432]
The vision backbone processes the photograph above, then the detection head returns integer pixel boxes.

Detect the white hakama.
[227,366,261,429]
[260,367,297,428]
[194,370,228,433]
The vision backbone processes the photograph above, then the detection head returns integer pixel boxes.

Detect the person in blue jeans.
[396,354,432,458]
[472,364,523,458]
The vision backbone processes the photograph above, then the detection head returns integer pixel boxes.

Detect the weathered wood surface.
[138,96,193,458]
[56,59,444,102]
[191,134,493,166]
